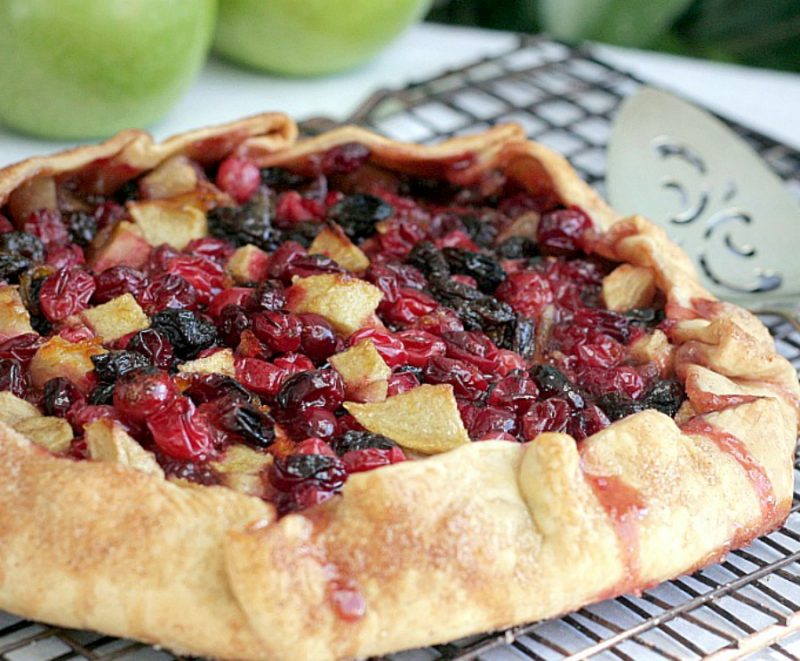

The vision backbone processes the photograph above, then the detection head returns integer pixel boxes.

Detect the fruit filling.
[0,142,685,515]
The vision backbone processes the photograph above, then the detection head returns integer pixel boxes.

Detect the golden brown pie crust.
[0,114,796,660]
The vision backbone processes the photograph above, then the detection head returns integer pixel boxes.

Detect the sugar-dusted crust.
[0,115,797,660]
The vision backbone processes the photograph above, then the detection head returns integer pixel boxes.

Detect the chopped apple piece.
[330,339,390,402]
[286,274,382,337]
[178,348,236,377]
[81,293,149,342]
[309,225,370,272]
[227,244,270,283]
[85,419,164,477]
[0,285,33,339]
[496,211,540,243]
[138,155,200,200]
[30,336,107,392]
[210,444,271,496]
[345,384,470,454]
[0,391,41,427]
[602,264,656,312]
[8,175,57,223]
[129,198,208,249]
[629,330,674,376]
[88,220,152,272]
[14,416,73,453]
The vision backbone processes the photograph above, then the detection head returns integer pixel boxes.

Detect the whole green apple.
[0,0,217,139]
[214,0,432,76]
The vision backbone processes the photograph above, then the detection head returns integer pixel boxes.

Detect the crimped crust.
[0,114,797,661]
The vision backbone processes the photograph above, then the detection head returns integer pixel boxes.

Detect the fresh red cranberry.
[293,437,337,457]
[46,244,85,269]
[341,446,405,473]
[183,373,251,404]
[571,308,632,344]
[113,367,179,424]
[320,142,370,174]
[495,271,553,319]
[145,244,181,274]
[386,370,420,397]
[499,190,559,217]
[235,357,286,398]
[215,155,261,203]
[252,311,302,354]
[0,333,43,367]
[373,218,427,259]
[39,267,96,322]
[93,265,148,304]
[147,397,217,460]
[217,304,251,347]
[395,329,446,368]
[487,371,539,414]
[365,262,426,304]
[297,313,338,363]
[578,365,645,399]
[537,207,593,256]
[23,209,68,248]
[208,287,254,318]
[68,437,89,460]
[442,331,498,373]
[185,236,235,263]
[568,403,610,441]
[163,254,225,306]
[520,397,571,438]
[142,273,198,313]
[274,352,315,374]
[288,407,339,441]
[348,328,407,368]
[276,368,344,412]
[423,356,488,399]
[381,288,438,326]
[0,358,27,398]
[468,406,518,440]
[275,191,325,224]
[127,329,174,370]
[412,307,464,336]
[267,241,307,282]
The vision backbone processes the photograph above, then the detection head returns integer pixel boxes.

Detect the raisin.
[495,236,539,260]
[88,382,116,405]
[641,379,684,417]
[530,364,585,410]
[459,214,497,248]
[330,430,397,456]
[260,167,307,189]
[234,405,276,449]
[114,180,140,203]
[442,247,506,293]
[65,210,97,246]
[625,308,666,326]
[92,351,151,383]
[276,368,345,413]
[328,194,393,240]
[207,191,281,251]
[280,220,323,247]
[0,231,45,262]
[509,315,536,359]
[20,270,53,335]
[595,392,645,421]
[43,377,82,417]
[407,241,449,280]
[0,254,32,283]
[150,309,219,359]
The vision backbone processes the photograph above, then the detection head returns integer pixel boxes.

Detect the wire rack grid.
[2,34,800,661]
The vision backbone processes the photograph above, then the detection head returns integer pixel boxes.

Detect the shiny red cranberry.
[67,403,130,434]
[145,244,181,274]
[127,329,174,370]
[43,377,84,418]
[442,331,498,373]
[395,329,446,368]
[537,207,593,256]
[185,236,235,263]
[252,311,302,354]
[23,209,68,247]
[39,267,96,322]
[250,279,287,312]
[487,371,539,414]
[46,244,85,269]
[217,304,251,347]
[267,241,307,282]
[276,368,344,413]
[235,357,285,398]
[578,365,645,399]
[270,453,346,495]
[571,308,632,344]
[275,191,325,224]
[163,254,225,306]
[341,446,405,473]
[297,313,338,363]
[0,333,43,367]
[142,273,198,313]
[320,142,370,174]
[288,407,339,441]
[495,271,553,319]
[58,324,95,343]
[208,287,254,318]
[114,367,179,424]
[274,352,315,374]
[386,370,420,396]
[521,397,571,439]
[93,265,148,304]
[382,288,438,326]
[413,307,464,336]
[365,262,426,304]
[284,254,346,281]
[423,356,488,399]
[293,436,337,457]
[468,406,518,440]
[147,397,216,460]
[215,155,261,203]
[568,403,610,441]
[575,335,624,369]
[348,328,407,368]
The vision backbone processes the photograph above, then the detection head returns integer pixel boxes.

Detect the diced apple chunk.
[309,225,369,272]
[80,293,149,342]
[178,348,236,377]
[602,264,656,311]
[88,221,152,272]
[210,444,271,496]
[86,419,164,477]
[496,211,540,242]
[227,244,270,283]
[0,285,33,339]
[330,339,390,402]
[14,416,73,453]
[30,336,107,392]
[0,391,41,427]
[139,156,200,200]
[129,198,208,249]
[345,384,470,454]
[287,274,382,337]
[8,175,57,223]
[629,329,674,376]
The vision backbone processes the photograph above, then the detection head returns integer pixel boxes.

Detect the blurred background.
[429,0,800,73]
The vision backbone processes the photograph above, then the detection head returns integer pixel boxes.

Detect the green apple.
[0,0,217,139]
[214,0,432,76]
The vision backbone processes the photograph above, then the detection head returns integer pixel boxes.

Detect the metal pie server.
[606,87,800,329]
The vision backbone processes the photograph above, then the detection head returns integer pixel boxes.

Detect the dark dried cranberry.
[328,194,393,240]
[217,304,251,347]
[185,237,235,263]
[260,167,307,189]
[571,308,632,344]
[641,379,684,417]
[270,453,346,492]
[0,333,42,367]
[265,241,306,282]
[0,254,32,283]
[298,313,338,363]
[208,191,281,251]
[495,236,539,260]
[442,330,498,373]
[280,220,324,247]
[521,397,571,438]
[320,142,370,174]
[487,371,538,413]
[0,358,26,397]
[250,279,287,312]
[163,254,225,306]
[43,377,82,417]
[143,273,198,313]
[21,271,52,335]
[39,267,96,322]
[284,254,346,281]
[423,355,488,399]
[216,155,261,203]
[468,406,518,440]
[330,430,397,455]
[530,365,584,409]
[208,287,254,318]
[22,209,68,248]
[147,396,216,460]
[568,403,610,441]
[113,367,178,423]
[65,211,97,246]
[442,247,505,293]
[536,207,592,256]
[150,309,219,359]
[201,394,275,449]
[287,407,339,442]
[458,213,498,248]
[407,240,449,280]
[127,329,174,370]
[0,231,44,262]
[596,392,645,422]
[92,351,151,383]
[252,311,302,354]
[276,368,345,413]
[184,373,252,404]
[93,266,148,305]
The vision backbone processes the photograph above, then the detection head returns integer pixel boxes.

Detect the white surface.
[1,23,799,167]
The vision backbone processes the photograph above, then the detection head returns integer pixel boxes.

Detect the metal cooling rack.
[2,34,800,661]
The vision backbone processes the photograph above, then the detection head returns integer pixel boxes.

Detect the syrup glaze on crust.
[0,114,796,660]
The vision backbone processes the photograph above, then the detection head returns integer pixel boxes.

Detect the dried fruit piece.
[151,309,219,359]
[327,194,393,240]
[39,267,96,322]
